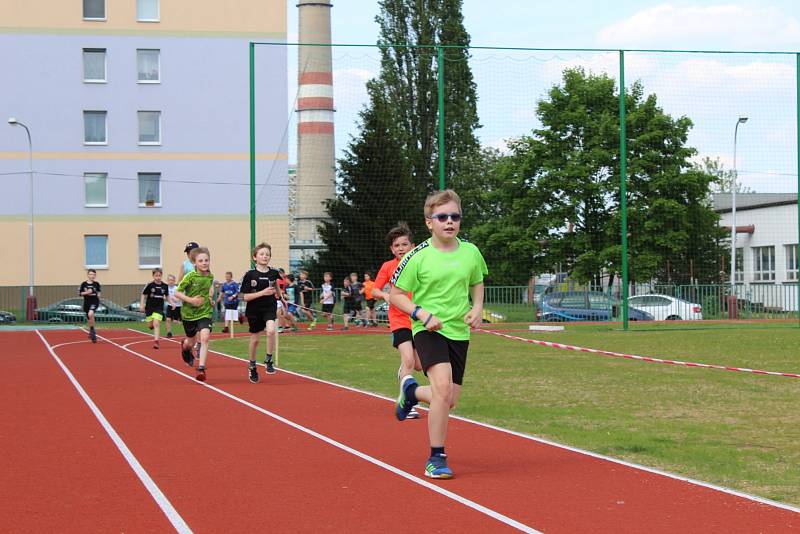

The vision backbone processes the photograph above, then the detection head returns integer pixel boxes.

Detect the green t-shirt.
[392,238,487,340]
[177,270,214,322]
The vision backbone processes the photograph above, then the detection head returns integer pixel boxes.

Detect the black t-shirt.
[240,268,282,314]
[297,279,314,306]
[79,281,101,306]
[142,281,169,315]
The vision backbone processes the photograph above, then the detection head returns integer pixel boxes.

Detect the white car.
[627,294,703,321]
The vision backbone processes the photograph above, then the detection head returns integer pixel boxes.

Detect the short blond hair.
[424,189,462,217]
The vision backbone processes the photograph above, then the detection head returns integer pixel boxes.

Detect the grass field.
[125,321,800,505]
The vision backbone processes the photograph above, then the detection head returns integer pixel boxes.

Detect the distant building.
[0,0,288,285]
[714,193,798,310]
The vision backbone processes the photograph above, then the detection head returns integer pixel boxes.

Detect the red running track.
[2,328,798,533]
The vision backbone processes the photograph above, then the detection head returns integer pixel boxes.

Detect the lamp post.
[8,118,36,319]
[729,116,748,318]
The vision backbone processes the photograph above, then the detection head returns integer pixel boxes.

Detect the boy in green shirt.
[175,247,215,382]
[390,189,487,479]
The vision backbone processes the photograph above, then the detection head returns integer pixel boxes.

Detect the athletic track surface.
[1,328,797,533]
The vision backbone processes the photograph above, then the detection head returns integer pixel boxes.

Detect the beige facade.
[1,216,289,286]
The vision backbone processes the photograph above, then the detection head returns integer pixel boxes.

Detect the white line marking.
[101,330,539,532]
[122,327,800,515]
[35,330,192,533]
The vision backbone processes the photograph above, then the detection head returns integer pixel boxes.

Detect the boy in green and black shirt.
[390,190,487,480]
[175,247,214,382]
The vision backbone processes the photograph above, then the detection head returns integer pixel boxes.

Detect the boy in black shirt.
[297,270,316,329]
[140,268,169,349]
[78,269,101,343]
[240,242,282,383]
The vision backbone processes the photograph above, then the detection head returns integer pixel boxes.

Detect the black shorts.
[366,299,375,310]
[183,317,213,338]
[322,303,334,314]
[343,302,353,314]
[167,306,182,321]
[413,330,469,385]
[83,301,99,316]
[391,328,414,349]
[351,301,363,311]
[247,304,277,333]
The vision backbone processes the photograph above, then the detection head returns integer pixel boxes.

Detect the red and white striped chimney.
[296,0,335,249]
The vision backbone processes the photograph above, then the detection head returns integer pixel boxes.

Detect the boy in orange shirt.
[372,222,422,419]
[362,272,377,327]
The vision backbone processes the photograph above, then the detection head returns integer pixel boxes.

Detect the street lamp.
[8,117,36,318]
[730,116,748,307]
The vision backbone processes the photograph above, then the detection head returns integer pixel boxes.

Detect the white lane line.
[35,330,193,534]
[100,330,540,532]
[124,327,800,515]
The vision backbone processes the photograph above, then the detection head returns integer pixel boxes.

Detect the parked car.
[36,298,144,323]
[627,294,703,321]
[375,301,389,323]
[540,291,653,322]
[0,310,17,324]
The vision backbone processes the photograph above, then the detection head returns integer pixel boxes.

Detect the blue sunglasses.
[427,212,462,223]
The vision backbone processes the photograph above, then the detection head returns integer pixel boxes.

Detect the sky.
[281,1,800,192]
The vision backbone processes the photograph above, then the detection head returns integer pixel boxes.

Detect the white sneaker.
[407,407,420,419]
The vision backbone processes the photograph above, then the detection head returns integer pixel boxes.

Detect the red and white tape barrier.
[478,328,800,379]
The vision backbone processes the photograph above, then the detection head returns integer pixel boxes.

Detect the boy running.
[78,269,101,343]
[362,272,377,327]
[390,190,487,479]
[140,268,169,349]
[319,272,336,331]
[349,273,365,326]
[341,277,354,330]
[165,274,180,338]
[297,271,316,329]
[372,222,422,419]
[240,242,282,383]
[175,247,215,382]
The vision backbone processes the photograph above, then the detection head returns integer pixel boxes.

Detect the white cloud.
[596,3,800,50]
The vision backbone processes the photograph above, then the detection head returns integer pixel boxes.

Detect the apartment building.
[0,0,289,285]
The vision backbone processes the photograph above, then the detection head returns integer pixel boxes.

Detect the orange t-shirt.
[373,258,412,331]
[363,280,375,301]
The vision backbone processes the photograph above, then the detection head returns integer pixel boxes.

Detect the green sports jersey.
[392,238,487,340]
[177,270,214,322]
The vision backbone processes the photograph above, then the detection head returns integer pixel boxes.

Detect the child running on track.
[319,272,336,331]
[240,242,282,383]
[362,272,377,327]
[390,190,488,479]
[297,270,316,329]
[78,269,101,343]
[372,222,422,419]
[165,274,180,338]
[140,268,169,349]
[175,247,215,382]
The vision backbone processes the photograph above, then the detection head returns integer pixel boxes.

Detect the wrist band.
[423,313,433,327]
[411,305,422,320]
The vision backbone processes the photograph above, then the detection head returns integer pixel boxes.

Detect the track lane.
[39,329,530,533]
[0,331,177,532]
[123,329,800,533]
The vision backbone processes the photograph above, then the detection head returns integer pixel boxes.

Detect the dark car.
[540,291,653,322]
[0,310,17,324]
[36,298,145,323]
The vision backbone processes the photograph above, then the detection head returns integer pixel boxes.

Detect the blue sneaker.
[395,376,418,421]
[425,454,453,479]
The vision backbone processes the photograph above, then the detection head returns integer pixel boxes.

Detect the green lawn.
[130,321,800,506]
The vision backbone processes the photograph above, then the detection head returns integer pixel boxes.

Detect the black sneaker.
[265,360,276,374]
[196,368,206,382]
[181,346,195,367]
[90,330,97,343]
[248,364,259,383]
[166,332,173,338]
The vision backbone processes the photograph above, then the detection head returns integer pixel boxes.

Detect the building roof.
[713,193,797,213]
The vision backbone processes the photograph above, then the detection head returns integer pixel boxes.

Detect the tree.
[696,156,754,194]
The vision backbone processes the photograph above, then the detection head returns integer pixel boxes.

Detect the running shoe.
[153,340,159,349]
[407,407,420,419]
[181,345,195,367]
[248,364,259,383]
[196,368,206,382]
[395,376,418,421]
[166,332,173,338]
[342,326,349,331]
[424,454,453,479]
[307,321,316,330]
[326,325,333,331]
[265,359,276,374]
[222,327,229,334]
[90,330,97,343]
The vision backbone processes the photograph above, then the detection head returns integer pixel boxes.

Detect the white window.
[137,49,160,82]
[786,244,798,281]
[138,172,161,206]
[735,247,744,283]
[138,111,161,144]
[84,110,107,144]
[136,0,159,21]
[138,235,162,267]
[82,48,106,82]
[84,235,108,268]
[84,173,108,207]
[752,246,775,282]
[83,0,105,20]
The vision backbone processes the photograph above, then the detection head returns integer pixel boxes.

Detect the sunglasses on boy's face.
[427,212,462,223]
